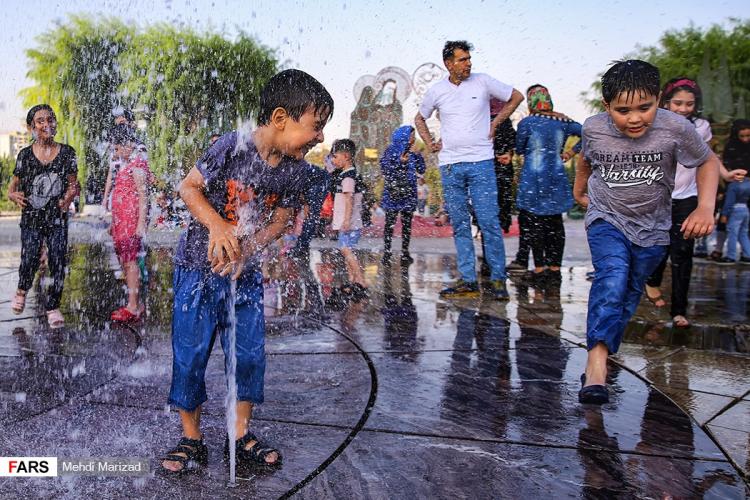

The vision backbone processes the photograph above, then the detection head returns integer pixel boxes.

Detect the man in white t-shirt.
[415,40,524,300]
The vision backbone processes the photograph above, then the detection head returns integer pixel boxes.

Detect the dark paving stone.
[0,323,139,424]
[659,387,736,426]
[87,349,370,429]
[635,350,750,399]
[298,429,746,499]
[0,402,349,498]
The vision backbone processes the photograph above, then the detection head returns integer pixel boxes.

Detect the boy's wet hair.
[257,69,334,126]
[109,124,137,145]
[660,77,702,117]
[443,40,473,61]
[601,60,660,104]
[331,138,356,158]
[26,104,55,126]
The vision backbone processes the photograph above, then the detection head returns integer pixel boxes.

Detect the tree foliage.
[22,15,279,198]
[580,18,750,121]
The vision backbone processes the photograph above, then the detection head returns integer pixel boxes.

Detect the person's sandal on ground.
[644,285,666,308]
[578,374,609,405]
[111,306,143,323]
[225,432,282,467]
[160,436,208,474]
[46,309,65,329]
[11,291,26,315]
[672,315,690,329]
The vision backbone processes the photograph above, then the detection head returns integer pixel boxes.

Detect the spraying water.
[225,276,238,487]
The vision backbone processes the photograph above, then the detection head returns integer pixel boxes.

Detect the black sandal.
[160,437,208,474]
[225,432,282,467]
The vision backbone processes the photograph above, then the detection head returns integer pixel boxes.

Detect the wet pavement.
[0,216,748,498]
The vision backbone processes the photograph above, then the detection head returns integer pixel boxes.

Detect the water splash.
[225,277,238,487]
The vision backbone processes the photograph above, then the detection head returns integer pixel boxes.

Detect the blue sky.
[0,0,744,143]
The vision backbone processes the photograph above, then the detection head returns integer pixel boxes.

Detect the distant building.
[0,131,31,159]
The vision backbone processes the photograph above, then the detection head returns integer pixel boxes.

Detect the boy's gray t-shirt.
[582,109,711,246]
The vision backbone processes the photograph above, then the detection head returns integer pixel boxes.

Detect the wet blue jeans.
[586,220,667,353]
[725,204,750,260]
[168,266,266,411]
[440,160,506,282]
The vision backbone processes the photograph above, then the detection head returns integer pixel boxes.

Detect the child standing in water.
[330,138,368,299]
[573,60,719,405]
[8,105,79,329]
[108,125,153,322]
[380,125,425,265]
[160,69,333,473]
[717,119,750,264]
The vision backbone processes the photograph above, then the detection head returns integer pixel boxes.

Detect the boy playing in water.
[573,60,719,404]
[161,69,333,473]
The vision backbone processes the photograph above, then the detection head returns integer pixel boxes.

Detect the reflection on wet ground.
[0,239,748,497]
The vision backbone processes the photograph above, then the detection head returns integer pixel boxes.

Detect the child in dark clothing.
[380,125,425,265]
[8,105,79,329]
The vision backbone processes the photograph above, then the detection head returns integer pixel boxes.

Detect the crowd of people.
[6,39,750,473]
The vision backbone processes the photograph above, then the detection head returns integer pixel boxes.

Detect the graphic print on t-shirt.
[225,179,281,237]
[592,150,665,189]
[28,171,63,209]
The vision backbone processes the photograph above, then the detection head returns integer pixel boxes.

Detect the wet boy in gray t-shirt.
[572,60,719,405]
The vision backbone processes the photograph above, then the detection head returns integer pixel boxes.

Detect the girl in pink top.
[109,125,152,322]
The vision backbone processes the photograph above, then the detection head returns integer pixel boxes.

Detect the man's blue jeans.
[586,220,667,353]
[440,160,506,281]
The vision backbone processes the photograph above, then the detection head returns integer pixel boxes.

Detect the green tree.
[580,19,750,121]
[0,155,17,211]
[119,25,278,181]
[22,16,279,200]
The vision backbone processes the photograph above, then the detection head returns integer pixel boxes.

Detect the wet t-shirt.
[174,131,307,272]
[582,109,711,246]
[14,144,78,229]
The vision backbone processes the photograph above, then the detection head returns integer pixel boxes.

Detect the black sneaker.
[693,251,708,259]
[485,279,510,301]
[740,257,750,265]
[439,280,480,299]
[400,252,414,265]
[506,261,527,273]
[715,257,735,265]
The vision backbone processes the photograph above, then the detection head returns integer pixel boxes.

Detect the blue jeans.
[725,204,750,260]
[440,160,506,281]
[586,220,667,353]
[168,266,266,411]
[338,229,361,248]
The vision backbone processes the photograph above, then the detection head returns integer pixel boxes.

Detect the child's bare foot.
[673,315,690,328]
[644,285,666,308]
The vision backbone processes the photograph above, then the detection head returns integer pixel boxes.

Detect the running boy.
[161,69,333,473]
[330,139,368,299]
[573,60,719,404]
